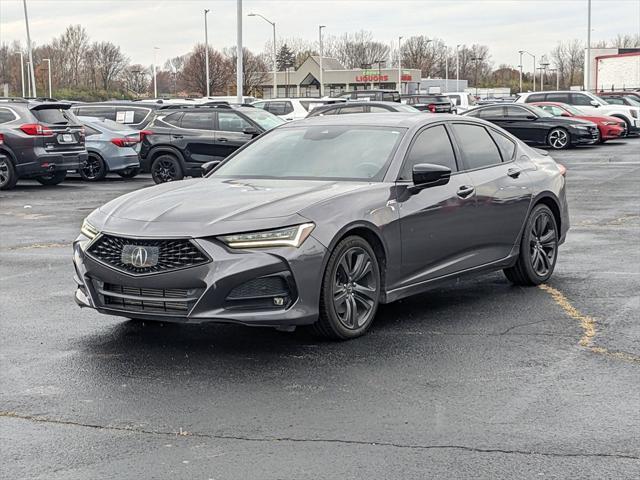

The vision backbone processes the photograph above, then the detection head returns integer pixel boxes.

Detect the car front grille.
[87,234,209,275]
[97,281,202,314]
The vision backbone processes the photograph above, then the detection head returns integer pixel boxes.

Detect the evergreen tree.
[276,44,296,71]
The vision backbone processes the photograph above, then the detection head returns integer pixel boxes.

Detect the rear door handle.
[457,185,475,199]
[218,137,228,142]
[507,167,522,178]
[172,134,183,139]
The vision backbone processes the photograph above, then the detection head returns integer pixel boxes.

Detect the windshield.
[211,126,405,181]
[240,109,285,130]
[623,96,640,107]
[528,105,554,118]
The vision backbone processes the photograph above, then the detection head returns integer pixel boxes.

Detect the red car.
[531,102,625,142]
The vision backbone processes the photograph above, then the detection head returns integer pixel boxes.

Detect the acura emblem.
[121,244,159,269]
[131,246,148,268]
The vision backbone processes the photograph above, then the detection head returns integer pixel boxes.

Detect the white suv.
[516,91,639,135]
[252,98,346,121]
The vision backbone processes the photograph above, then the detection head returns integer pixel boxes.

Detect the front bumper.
[570,128,599,145]
[16,149,88,177]
[599,124,625,140]
[73,233,327,327]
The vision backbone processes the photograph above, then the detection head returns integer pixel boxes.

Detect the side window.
[0,108,16,123]
[449,95,461,106]
[603,97,623,105]
[282,102,294,115]
[77,106,116,120]
[161,112,183,126]
[546,93,570,103]
[489,130,516,162]
[253,102,267,110]
[451,123,502,170]
[217,112,252,132]
[478,106,504,118]
[571,93,592,106]
[180,112,214,130]
[382,93,395,102]
[317,107,338,115]
[504,106,533,119]
[524,93,545,103]
[369,106,391,113]
[337,105,366,114]
[400,125,458,180]
[265,102,287,116]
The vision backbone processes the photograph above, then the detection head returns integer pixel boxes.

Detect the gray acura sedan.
[73,114,569,339]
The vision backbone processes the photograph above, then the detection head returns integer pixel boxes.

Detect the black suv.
[139,105,284,183]
[337,90,401,102]
[0,99,87,190]
[401,94,454,113]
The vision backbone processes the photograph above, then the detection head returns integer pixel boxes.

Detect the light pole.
[249,13,277,99]
[22,0,36,97]
[204,9,210,97]
[518,50,523,93]
[26,61,31,97]
[520,50,536,91]
[586,0,592,91]
[319,25,326,97]
[471,56,483,98]
[236,0,244,103]
[152,46,159,98]
[539,57,550,91]
[14,51,25,97]
[43,58,52,98]
[445,48,449,93]
[456,44,461,90]
[398,36,403,94]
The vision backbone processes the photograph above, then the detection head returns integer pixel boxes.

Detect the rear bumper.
[16,150,88,177]
[105,154,140,172]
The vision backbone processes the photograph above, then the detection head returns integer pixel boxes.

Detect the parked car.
[531,102,626,143]
[70,100,192,130]
[463,103,599,149]
[306,101,419,117]
[77,116,141,181]
[401,94,454,113]
[516,90,640,135]
[74,113,569,339]
[139,104,285,183]
[252,98,347,121]
[0,99,87,190]
[597,91,640,102]
[337,89,401,102]
[444,92,478,113]
[597,94,640,108]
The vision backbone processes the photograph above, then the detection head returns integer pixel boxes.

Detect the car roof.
[286,112,458,128]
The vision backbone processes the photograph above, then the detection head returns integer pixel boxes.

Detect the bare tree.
[91,41,128,90]
[124,64,149,97]
[330,31,390,69]
[57,25,90,85]
[181,44,232,95]
[224,46,269,95]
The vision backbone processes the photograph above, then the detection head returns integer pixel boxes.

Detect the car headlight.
[219,223,315,248]
[80,219,99,239]
[603,121,618,126]
[631,110,638,119]
[574,125,590,130]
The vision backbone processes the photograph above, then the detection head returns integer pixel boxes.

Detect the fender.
[142,145,186,172]
[0,147,17,166]
[513,190,564,250]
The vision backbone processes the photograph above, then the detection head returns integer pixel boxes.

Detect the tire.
[79,153,107,181]
[117,167,140,178]
[151,154,183,184]
[504,204,559,286]
[547,128,570,150]
[311,236,381,340]
[0,156,18,190]
[35,170,67,186]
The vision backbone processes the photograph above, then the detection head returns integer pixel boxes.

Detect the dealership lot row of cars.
[1,89,638,190]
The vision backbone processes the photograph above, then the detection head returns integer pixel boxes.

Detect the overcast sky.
[1,0,639,71]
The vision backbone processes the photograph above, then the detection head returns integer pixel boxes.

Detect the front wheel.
[151,154,183,184]
[312,236,381,340]
[547,128,570,150]
[504,204,559,286]
[36,170,67,186]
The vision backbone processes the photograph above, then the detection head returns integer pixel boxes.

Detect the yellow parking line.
[538,284,640,364]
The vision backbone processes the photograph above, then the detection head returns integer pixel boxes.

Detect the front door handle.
[457,185,475,199]
[172,134,183,139]
[218,137,229,142]
[507,167,522,178]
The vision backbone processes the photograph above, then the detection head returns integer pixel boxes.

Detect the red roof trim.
[595,52,640,61]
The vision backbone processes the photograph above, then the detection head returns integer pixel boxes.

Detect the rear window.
[31,108,77,125]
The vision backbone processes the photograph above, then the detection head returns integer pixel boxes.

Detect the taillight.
[557,163,567,176]
[139,130,153,142]
[20,123,54,136]
[0,133,4,145]
[427,104,436,113]
[111,137,139,147]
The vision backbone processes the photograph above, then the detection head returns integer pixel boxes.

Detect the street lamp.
[152,46,159,98]
[539,56,550,91]
[319,25,326,97]
[204,9,210,97]
[456,44,461,91]
[14,51,25,97]
[22,0,36,97]
[586,0,592,91]
[519,50,536,91]
[372,59,384,88]
[471,56,484,98]
[43,58,52,98]
[398,36,403,94]
[249,13,277,99]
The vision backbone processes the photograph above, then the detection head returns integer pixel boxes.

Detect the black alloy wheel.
[151,154,183,184]
[314,236,381,339]
[504,204,559,285]
[80,154,107,181]
[547,128,570,150]
[0,156,18,190]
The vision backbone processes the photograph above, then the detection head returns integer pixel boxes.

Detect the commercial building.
[584,48,640,92]
[257,56,422,98]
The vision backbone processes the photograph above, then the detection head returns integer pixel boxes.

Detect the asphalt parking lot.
[1,139,639,479]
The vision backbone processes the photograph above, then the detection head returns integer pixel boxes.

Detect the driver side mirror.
[409,163,451,192]
[590,100,600,107]
[243,126,259,137]
[201,160,220,175]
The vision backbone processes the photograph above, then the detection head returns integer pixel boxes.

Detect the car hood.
[92,177,369,237]
[577,114,625,124]
[547,116,596,127]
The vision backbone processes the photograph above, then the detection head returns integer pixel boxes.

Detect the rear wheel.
[36,170,67,186]
[117,167,140,178]
[80,153,107,181]
[151,154,183,184]
[0,156,18,190]
[547,128,570,150]
[504,204,559,286]
[312,236,381,340]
